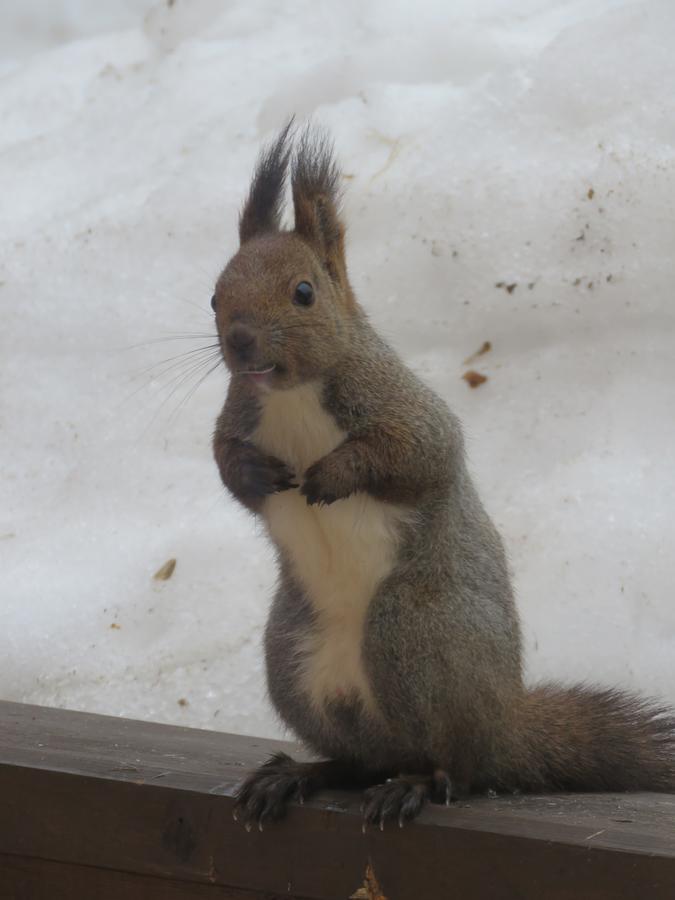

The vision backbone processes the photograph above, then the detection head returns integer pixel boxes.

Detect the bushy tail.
[504,684,675,793]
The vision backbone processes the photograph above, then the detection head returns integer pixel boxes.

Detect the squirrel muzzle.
[225,322,258,361]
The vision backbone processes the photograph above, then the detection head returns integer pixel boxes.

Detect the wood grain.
[1,700,674,899]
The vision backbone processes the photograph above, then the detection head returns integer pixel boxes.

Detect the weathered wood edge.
[0,853,304,900]
[1,700,674,900]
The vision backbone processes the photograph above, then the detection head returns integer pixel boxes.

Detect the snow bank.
[1,0,674,737]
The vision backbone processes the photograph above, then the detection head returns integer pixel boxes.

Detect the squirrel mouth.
[236,364,277,384]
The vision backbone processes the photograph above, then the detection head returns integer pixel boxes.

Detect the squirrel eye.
[210,294,217,311]
[293,281,314,307]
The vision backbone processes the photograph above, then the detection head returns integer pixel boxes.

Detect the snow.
[1,0,674,739]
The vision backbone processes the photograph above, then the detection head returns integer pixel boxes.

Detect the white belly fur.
[252,381,406,716]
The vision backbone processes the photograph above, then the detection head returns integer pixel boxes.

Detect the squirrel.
[211,121,675,828]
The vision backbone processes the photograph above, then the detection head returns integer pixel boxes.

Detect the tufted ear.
[291,127,347,286]
[238,119,294,244]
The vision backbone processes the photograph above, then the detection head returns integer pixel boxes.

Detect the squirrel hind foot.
[233,752,309,828]
[233,756,462,830]
[361,769,456,830]
[233,754,373,829]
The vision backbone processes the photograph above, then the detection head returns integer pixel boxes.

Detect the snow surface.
[1,0,674,739]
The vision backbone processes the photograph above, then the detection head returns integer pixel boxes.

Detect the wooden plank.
[1,700,674,900]
[0,853,305,900]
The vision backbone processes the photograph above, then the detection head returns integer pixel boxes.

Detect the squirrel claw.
[274,479,298,493]
[431,769,453,806]
[302,487,338,507]
[361,774,441,829]
[300,458,346,507]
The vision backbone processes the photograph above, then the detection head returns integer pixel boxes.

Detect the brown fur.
[506,685,675,793]
[211,123,675,828]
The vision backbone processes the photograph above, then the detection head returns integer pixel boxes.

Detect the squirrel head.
[213,122,357,390]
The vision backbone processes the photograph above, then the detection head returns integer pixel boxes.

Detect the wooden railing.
[1,700,673,899]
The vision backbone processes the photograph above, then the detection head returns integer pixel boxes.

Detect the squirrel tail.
[502,684,675,793]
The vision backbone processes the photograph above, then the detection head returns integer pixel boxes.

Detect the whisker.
[130,344,222,381]
[141,354,224,431]
[120,357,219,410]
[190,261,220,284]
[178,295,217,319]
[119,344,221,407]
[153,351,223,395]
[166,358,224,425]
[123,332,217,350]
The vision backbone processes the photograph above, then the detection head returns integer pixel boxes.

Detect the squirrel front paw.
[301,455,353,506]
[232,444,298,500]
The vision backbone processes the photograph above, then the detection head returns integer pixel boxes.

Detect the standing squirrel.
[212,122,675,828]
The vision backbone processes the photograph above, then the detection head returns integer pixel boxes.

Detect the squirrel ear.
[292,128,347,285]
[239,119,294,244]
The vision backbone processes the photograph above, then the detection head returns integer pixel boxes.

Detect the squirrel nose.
[226,323,257,357]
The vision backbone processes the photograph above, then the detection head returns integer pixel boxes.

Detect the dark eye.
[293,281,314,307]
[210,294,217,311]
